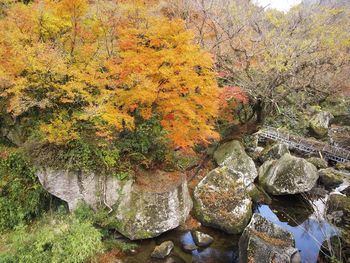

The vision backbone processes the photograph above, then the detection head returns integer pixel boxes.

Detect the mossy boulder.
[239,213,301,263]
[213,140,258,186]
[260,143,290,162]
[326,193,350,262]
[259,154,318,195]
[37,168,192,240]
[115,173,193,240]
[326,193,350,228]
[307,157,328,169]
[193,166,252,234]
[335,161,350,172]
[309,111,334,137]
[319,168,346,188]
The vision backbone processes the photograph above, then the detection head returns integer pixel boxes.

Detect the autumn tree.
[165,0,350,128]
[0,0,219,171]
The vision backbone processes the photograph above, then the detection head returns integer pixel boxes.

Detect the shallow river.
[123,194,338,263]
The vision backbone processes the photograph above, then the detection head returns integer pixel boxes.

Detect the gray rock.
[259,153,319,195]
[213,140,258,186]
[192,231,214,247]
[260,143,290,162]
[239,213,301,263]
[341,186,350,196]
[36,168,192,240]
[36,168,126,211]
[182,243,198,252]
[319,168,346,188]
[193,166,252,234]
[310,111,334,137]
[307,157,328,169]
[326,193,350,228]
[151,241,174,259]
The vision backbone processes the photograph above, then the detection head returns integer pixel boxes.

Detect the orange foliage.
[0,0,219,148]
[219,86,248,122]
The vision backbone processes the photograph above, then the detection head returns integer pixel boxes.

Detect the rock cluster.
[214,140,258,186]
[194,140,257,234]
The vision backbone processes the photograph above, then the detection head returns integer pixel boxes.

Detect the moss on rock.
[193,166,252,234]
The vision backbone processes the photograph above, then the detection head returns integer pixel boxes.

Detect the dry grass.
[252,230,291,248]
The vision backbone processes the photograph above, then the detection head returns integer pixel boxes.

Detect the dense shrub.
[0,213,104,263]
[0,148,49,232]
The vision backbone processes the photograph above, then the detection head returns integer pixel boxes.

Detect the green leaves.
[1,215,104,263]
[0,149,48,233]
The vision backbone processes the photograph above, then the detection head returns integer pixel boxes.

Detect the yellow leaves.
[40,113,79,145]
[56,0,88,19]
[0,0,219,148]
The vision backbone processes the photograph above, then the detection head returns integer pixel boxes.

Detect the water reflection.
[256,203,337,263]
[123,227,239,263]
[123,195,338,263]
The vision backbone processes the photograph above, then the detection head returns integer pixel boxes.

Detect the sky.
[254,0,302,12]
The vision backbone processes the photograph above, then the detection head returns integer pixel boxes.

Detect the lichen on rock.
[193,166,252,234]
[213,140,258,186]
[239,213,301,263]
[36,168,192,240]
[258,153,318,195]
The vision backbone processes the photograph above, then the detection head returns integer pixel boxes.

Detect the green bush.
[29,115,171,173]
[1,214,104,263]
[117,115,171,168]
[0,149,49,232]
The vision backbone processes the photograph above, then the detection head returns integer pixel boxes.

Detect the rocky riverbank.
[34,129,350,262]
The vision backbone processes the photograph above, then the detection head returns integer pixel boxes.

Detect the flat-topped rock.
[37,168,192,240]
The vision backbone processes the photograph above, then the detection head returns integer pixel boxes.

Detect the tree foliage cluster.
[164,0,350,126]
[0,0,219,172]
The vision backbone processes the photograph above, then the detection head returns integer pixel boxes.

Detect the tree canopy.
[0,0,219,154]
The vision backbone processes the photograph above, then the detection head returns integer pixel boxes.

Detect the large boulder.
[319,168,346,188]
[239,213,301,263]
[309,111,334,137]
[37,168,192,240]
[259,153,319,195]
[193,166,252,234]
[307,157,328,169]
[260,143,290,162]
[213,140,258,186]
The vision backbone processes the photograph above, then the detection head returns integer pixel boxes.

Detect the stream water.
[122,191,339,263]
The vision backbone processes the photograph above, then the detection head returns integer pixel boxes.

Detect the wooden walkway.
[257,127,350,163]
